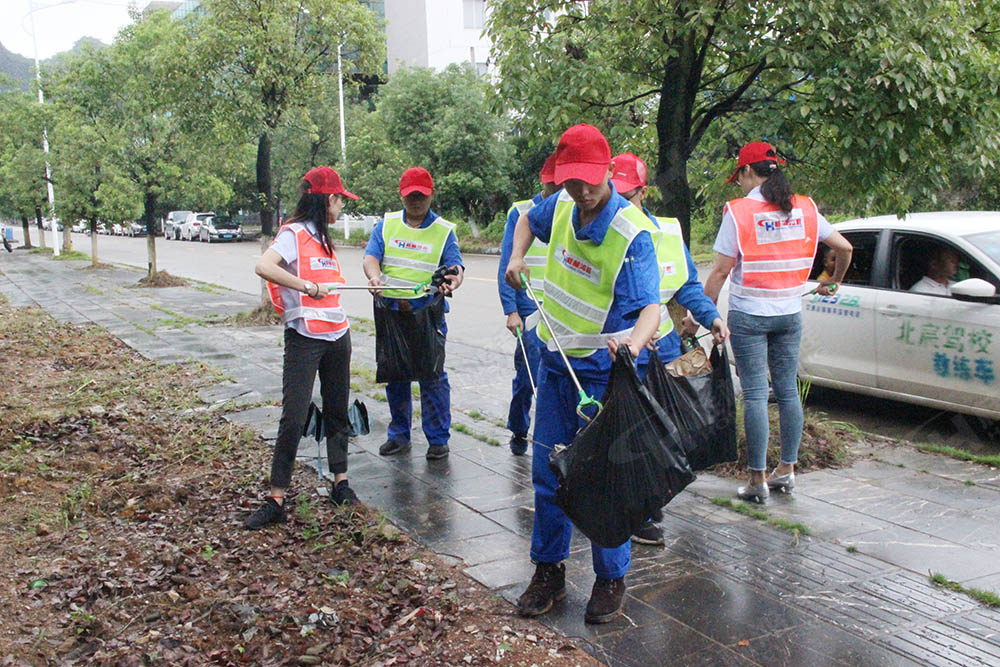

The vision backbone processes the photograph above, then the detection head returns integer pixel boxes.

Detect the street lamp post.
[27,0,61,256]
[337,41,349,240]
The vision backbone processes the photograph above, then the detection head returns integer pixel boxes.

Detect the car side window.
[817,231,878,286]
[891,233,997,294]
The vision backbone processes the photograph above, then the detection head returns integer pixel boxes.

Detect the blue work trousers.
[385,315,451,446]
[507,325,542,438]
[530,360,630,580]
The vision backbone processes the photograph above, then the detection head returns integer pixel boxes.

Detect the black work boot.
[584,576,626,624]
[509,434,528,456]
[631,521,664,545]
[515,562,566,617]
[330,480,359,506]
[379,438,411,456]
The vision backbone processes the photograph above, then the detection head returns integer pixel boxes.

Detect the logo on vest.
[389,237,432,254]
[753,208,805,245]
[660,261,677,276]
[557,245,601,284]
[310,257,339,271]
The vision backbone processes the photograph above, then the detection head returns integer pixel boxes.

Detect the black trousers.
[270,328,352,488]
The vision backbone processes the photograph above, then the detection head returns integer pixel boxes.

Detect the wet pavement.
[3,251,1000,666]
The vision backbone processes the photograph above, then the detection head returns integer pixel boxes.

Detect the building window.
[463,0,485,29]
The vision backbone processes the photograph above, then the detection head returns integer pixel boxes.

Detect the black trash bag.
[549,346,695,548]
[644,343,738,471]
[348,398,370,437]
[304,399,370,440]
[373,294,446,383]
[303,401,325,442]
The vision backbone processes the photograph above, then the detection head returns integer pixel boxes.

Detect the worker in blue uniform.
[504,124,663,625]
[610,152,728,545]
[363,167,464,460]
[497,153,559,455]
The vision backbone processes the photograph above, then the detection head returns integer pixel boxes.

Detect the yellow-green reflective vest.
[508,199,549,299]
[379,210,454,299]
[653,216,689,337]
[535,191,657,357]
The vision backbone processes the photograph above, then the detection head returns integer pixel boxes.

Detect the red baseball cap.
[399,167,434,196]
[726,141,786,183]
[610,153,647,193]
[539,153,557,184]
[554,124,612,186]
[303,166,358,199]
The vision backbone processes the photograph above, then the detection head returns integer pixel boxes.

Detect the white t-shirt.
[713,186,834,316]
[909,275,954,296]
[271,222,348,342]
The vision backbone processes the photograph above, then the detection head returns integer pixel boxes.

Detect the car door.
[875,231,1000,416]
[798,230,881,389]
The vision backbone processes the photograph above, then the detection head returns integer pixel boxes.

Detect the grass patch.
[53,250,91,262]
[82,285,103,296]
[914,443,1000,468]
[845,545,858,553]
[453,423,501,447]
[711,497,811,536]
[223,303,282,327]
[929,573,1000,608]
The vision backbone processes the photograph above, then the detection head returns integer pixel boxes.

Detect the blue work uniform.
[365,210,464,446]
[498,193,545,439]
[526,183,660,580]
[642,207,721,362]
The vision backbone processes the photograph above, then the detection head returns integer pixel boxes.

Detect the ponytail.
[750,161,793,214]
[286,181,335,256]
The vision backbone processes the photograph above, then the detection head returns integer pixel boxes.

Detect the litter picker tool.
[515,326,536,395]
[805,283,838,295]
[519,271,602,421]
[319,282,430,293]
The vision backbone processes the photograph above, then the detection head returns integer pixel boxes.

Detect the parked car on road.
[42,219,63,232]
[111,223,124,236]
[164,210,192,240]
[198,215,243,243]
[180,212,213,241]
[126,222,145,237]
[96,223,111,235]
[717,211,1000,421]
[71,221,87,233]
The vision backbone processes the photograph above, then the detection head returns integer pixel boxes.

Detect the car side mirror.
[952,278,999,303]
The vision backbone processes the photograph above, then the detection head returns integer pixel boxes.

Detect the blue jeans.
[728,310,803,472]
[507,325,542,438]
[530,361,630,580]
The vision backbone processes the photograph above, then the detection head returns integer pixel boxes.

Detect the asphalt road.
[20,229,994,450]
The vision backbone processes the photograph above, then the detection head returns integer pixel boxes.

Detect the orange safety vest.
[267,222,349,335]
[728,195,820,300]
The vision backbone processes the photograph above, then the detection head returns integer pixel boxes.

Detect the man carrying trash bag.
[504,124,663,625]
[363,167,464,460]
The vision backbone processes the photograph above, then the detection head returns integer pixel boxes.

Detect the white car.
[164,210,192,240]
[180,212,214,241]
[198,215,243,243]
[718,211,1000,422]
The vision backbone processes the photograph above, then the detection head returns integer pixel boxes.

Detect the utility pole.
[338,41,349,240]
[27,0,60,255]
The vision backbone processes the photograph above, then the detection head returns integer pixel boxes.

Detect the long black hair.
[286,180,335,256]
[748,155,794,214]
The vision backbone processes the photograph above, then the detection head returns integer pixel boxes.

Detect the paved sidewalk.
[3,251,999,666]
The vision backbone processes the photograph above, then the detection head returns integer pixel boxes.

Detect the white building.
[382,0,491,75]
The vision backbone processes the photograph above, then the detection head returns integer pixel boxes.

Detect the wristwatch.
[303,281,316,296]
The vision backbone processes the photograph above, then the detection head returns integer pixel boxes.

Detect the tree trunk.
[35,207,46,250]
[21,216,32,248]
[89,216,99,267]
[143,191,158,277]
[62,219,72,253]
[257,131,275,307]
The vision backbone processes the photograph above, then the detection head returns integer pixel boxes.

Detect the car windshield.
[196,214,213,222]
[964,230,1000,265]
[214,219,238,229]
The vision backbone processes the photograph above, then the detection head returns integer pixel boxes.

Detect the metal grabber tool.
[519,271,602,421]
[514,326,536,395]
[806,283,838,296]
[319,282,430,294]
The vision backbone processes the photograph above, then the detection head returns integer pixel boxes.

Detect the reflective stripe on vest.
[536,195,657,357]
[380,210,453,299]
[266,222,349,334]
[653,215,690,337]
[508,199,549,299]
[728,195,819,300]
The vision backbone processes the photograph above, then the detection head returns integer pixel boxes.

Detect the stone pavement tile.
[662,514,806,568]
[876,619,1000,666]
[631,571,811,646]
[735,622,922,667]
[482,505,535,539]
[846,525,1000,583]
[405,450,501,484]
[432,474,533,514]
[463,556,536,591]
[846,446,1000,489]
[790,570,979,639]
[624,552,705,592]
[431,531,529,568]
[719,540,896,600]
[941,607,1000,651]
[962,572,1000,595]
[224,405,283,426]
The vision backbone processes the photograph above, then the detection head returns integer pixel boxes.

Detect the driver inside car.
[909,246,960,296]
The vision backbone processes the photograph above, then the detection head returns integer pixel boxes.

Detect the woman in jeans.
[703,142,852,503]
[245,166,359,530]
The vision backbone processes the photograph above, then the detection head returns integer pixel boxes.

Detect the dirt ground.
[0,297,596,666]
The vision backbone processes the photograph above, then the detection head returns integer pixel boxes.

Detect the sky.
[0,0,136,60]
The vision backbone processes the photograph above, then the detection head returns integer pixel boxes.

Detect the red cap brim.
[555,162,608,186]
[610,176,642,193]
[400,185,433,197]
[725,168,740,184]
[342,189,358,200]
